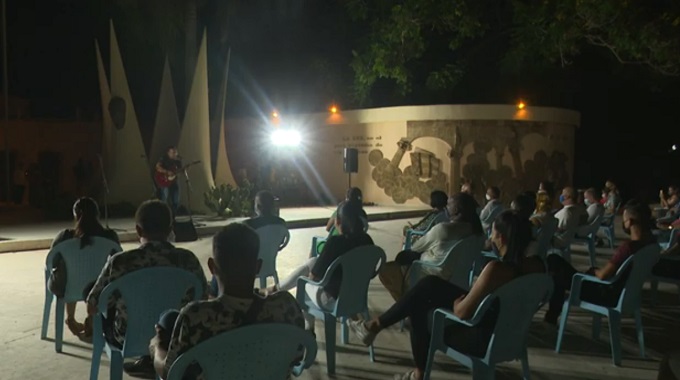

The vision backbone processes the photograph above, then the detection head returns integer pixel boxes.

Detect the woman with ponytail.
[349,210,545,380]
[48,197,119,336]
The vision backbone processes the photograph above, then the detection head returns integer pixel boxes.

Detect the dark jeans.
[378,276,494,369]
[160,182,180,214]
[547,255,625,317]
[652,257,680,279]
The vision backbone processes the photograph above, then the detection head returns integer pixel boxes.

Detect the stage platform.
[0,204,428,253]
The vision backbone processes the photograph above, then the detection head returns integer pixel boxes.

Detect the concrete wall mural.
[177,30,215,212]
[368,139,448,204]
[223,105,579,207]
[96,21,153,205]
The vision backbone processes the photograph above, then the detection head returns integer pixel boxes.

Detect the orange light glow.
[517,101,526,110]
[330,105,338,114]
[272,111,279,118]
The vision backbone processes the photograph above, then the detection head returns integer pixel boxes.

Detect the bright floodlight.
[673,144,678,151]
[271,129,301,147]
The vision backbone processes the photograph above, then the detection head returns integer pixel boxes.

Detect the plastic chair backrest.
[485,273,553,363]
[442,234,486,290]
[97,267,205,356]
[45,237,122,302]
[583,214,604,235]
[255,224,290,276]
[166,323,317,380]
[616,244,661,313]
[320,245,386,316]
[535,217,558,259]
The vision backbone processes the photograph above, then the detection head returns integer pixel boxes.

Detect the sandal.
[65,318,84,335]
[393,370,417,380]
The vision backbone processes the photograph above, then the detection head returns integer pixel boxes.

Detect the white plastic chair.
[424,273,553,380]
[555,244,661,366]
[255,224,290,288]
[40,237,122,353]
[296,245,386,374]
[166,323,317,380]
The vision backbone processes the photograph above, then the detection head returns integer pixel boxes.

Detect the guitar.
[154,160,201,188]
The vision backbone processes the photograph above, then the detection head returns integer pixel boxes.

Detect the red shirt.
[610,238,656,268]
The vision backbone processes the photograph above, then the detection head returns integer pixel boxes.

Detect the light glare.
[517,101,526,110]
[271,129,301,147]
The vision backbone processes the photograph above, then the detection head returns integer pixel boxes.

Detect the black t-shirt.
[311,233,374,298]
[243,215,286,230]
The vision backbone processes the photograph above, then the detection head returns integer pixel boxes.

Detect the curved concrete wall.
[226,104,580,206]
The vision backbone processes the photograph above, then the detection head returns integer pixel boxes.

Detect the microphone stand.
[97,154,126,232]
[182,164,206,227]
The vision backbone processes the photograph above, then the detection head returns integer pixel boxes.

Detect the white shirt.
[553,204,581,247]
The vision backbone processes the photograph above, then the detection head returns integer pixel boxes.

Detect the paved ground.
[0,218,677,379]
[0,205,428,252]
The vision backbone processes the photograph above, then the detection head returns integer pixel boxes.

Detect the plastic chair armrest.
[432,296,495,328]
[569,273,613,302]
[404,229,427,250]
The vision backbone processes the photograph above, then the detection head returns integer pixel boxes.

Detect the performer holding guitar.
[155,146,182,214]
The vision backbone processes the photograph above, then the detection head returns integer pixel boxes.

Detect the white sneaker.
[348,320,377,346]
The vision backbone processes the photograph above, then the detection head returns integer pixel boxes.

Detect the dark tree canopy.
[346,0,680,105]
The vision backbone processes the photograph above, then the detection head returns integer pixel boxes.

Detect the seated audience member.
[350,211,545,380]
[460,180,481,212]
[511,193,538,237]
[379,193,484,302]
[583,187,605,224]
[535,181,555,215]
[603,180,621,214]
[83,200,208,379]
[402,190,449,237]
[48,197,120,337]
[544,201,656,324]
[552,187,584,249]
[660,185,680,210]
[651,232,680,280]
[479,186,504,232]
[244,190,285,229]
[270,202,373,331]
[326,187,367,232]
[149,223,305,380]
[208,190,287,296]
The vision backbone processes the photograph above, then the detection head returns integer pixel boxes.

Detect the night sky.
[4,0,680,202]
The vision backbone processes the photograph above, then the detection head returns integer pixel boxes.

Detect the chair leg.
[608,311,622,366]
[324,316,337,374]
[55,299,65,353]
[592,314,602,340]
[41,292,53,340]
[521,347,531,380]
[110,351,123,380]
[360,310,376,363]
[259,276,266,289]
[555,303,571,353]
[340,317,349,344]
[634,309,646,358]
[273,272,280,287]
[588,237,596,267]
[607,228,615,248]
[90,338,103,380]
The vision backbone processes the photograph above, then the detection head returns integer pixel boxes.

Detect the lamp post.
[2,0,8,204]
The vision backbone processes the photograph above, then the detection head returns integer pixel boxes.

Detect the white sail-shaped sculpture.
[213,52,237,187]
[178,30,215,212]
[104,20,153,204]
[149,58,181,168]
[94,40,113,174]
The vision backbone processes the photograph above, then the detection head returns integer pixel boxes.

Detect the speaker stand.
[347,172,352,189]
